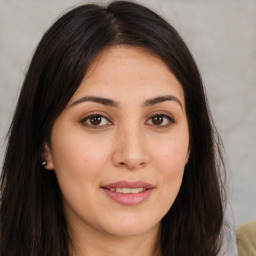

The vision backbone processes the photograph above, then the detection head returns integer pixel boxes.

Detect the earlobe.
[42,143,54,170]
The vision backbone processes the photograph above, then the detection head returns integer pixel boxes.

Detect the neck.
[69,224,162,256]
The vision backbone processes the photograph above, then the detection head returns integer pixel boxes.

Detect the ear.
[42,143,54,170]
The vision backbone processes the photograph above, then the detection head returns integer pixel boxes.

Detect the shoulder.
[236,220,256,256]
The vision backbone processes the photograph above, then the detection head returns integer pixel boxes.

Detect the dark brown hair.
[0,1,226,255]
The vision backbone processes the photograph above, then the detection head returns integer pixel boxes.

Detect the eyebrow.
[143,95,183,110]
[70,96,119,107]
[70,95,183,110]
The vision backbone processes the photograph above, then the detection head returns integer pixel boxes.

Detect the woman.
[0,1,227,255]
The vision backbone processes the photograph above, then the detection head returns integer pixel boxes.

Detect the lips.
[101,181,155,205]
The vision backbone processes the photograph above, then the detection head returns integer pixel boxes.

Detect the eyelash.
[80,113,112,129]
[80,112,175,129]
[146,113,175,128]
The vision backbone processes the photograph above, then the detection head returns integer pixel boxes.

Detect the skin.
[44,45,190,256]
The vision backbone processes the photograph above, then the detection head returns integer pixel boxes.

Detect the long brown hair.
[0,1,226,255]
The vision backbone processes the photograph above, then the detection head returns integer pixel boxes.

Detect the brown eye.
[81,114,111,128]
[151,116,164,125]
[146,114,174,127]
[90,116,102,126]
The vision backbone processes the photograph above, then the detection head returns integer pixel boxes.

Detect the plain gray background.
[0,0,255,228]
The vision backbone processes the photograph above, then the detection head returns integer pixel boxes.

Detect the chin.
[100,215,160,238]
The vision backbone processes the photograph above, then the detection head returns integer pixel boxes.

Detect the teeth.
[109,188,145,193]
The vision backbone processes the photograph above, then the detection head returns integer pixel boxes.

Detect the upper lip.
[102,180,155,189]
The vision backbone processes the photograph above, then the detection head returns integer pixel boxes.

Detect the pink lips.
[101,181,155,206]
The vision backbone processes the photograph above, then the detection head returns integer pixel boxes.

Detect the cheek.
[51,136,108,210]
[153,138,188,210]
[158,148,186,189]
[155,132,189,172]
[51,131,111,177]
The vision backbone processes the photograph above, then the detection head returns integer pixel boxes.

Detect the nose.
[111,126,150,170]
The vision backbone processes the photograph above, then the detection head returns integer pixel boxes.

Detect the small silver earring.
[42,161,47,166]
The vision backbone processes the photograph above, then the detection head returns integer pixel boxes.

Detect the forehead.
[70,45,185,103]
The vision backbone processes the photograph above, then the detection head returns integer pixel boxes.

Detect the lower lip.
[102,188,154,206]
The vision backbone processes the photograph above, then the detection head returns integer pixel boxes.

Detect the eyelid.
[80,112,113,128]
[145,112,175,127]
[145,110,175,121]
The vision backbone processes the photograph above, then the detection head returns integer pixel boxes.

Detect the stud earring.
[42,161,47,166]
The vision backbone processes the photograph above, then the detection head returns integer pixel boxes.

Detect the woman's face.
[45,45,189,239]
